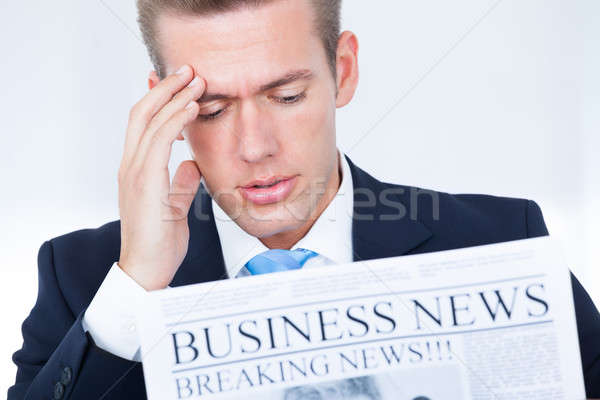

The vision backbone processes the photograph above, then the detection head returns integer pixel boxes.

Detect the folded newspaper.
[137,236,586,399]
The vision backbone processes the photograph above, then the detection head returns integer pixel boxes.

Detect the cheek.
[300,105,334,164]
[187,120,235,158]
[185,127,234,185]
[282,94,335,150]
[186,130,212,167]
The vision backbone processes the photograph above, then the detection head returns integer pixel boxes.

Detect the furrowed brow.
[196,69,314,103]
[258,69,314,92]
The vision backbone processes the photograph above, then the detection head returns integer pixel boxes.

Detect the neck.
[260,153,342,250]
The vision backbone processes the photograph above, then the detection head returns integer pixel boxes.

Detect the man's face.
[156,0,347,239]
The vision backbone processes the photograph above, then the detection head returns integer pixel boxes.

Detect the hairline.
[140,0,340,82]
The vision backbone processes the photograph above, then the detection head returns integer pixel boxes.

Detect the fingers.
[141,102,202,177]
[121,65,194,171]
[134,76,206,166]
[143,75,206,142]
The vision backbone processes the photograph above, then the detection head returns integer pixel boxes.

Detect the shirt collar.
[212,149,354,278]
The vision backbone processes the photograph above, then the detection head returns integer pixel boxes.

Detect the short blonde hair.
[136,0,342,79]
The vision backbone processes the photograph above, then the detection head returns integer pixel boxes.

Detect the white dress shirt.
[81,149,354,361]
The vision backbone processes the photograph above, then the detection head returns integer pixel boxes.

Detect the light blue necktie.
[238,248,319,277]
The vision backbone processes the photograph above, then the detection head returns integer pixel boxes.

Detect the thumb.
[168,160,202,220]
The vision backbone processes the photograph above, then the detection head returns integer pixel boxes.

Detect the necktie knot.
[243,248,319,276]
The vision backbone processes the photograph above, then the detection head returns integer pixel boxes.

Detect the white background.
[1,0,598,394]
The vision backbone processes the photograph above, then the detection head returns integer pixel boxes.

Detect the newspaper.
[137,236,586,399]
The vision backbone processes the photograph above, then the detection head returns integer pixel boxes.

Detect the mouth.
[239,175,298,205]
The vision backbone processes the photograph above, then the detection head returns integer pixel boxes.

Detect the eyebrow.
[197,69,314,103]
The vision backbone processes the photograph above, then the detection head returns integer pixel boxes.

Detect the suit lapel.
[345,154,433,262]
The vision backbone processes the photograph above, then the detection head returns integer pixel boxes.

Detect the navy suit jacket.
[9,155,600,399]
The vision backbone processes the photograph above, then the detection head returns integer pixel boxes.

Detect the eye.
[272,92,306,104]
[197,108,226,121]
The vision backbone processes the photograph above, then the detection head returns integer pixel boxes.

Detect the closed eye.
[272,92,306,104]
[197,108,225,121]
[196,92,306,122]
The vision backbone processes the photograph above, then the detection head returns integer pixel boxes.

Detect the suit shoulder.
[448,192,547,236]
[49,219,121,262]
[383,181,545,247]
[384,181,531,219]
[437,190,545,244]
[449,192,530,219]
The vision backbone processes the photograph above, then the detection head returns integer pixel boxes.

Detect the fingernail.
[185,101,196,110]
[176,65,190,75]
[187,76,200,88]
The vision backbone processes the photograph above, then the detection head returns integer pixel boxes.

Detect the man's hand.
[117,64,205,291]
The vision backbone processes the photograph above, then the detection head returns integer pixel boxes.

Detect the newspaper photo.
[136,236,586,399]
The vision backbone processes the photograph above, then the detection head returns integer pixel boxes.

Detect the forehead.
[156,0,324,91]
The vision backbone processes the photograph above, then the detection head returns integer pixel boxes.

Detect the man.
[8,0,600,399]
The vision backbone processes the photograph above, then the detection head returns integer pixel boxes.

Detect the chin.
[237,217,299,239]
[236,204,311,239]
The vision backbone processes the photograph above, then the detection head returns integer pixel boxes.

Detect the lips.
[239,175,297,205]
[242,176,292,189]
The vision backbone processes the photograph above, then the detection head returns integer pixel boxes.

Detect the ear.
[148,70,160,90]
[147,70,185,141]
[335,31,359,108]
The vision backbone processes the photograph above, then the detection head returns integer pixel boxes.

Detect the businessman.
[9,0,600,399]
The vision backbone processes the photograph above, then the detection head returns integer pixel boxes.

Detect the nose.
[236,100,279,163]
